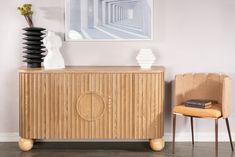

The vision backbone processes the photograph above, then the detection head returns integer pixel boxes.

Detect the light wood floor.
[0,142,234,157]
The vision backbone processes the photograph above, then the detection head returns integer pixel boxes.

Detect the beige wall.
[1,0,235,141]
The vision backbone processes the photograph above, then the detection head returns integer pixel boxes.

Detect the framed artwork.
[65,0,154,41]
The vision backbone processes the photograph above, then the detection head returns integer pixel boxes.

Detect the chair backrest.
[174,73,232,118]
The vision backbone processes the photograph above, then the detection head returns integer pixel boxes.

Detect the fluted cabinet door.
[90,73,133,139]
[133,73,164,139]
[19,73,92,139]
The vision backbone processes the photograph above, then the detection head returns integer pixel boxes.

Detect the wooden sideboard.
[18,66,165,151]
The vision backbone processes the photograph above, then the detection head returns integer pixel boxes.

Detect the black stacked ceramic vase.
[22,27,46,68]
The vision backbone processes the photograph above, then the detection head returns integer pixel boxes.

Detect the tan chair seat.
[173,104,222,118]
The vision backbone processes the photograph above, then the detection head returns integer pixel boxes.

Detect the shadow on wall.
[38,7,65,42]
[39,7,64,21]
[164,81,173,132]
[165,79,194,132]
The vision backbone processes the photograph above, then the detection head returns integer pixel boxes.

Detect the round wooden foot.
[149,138,165,151]
[18,138,33,151]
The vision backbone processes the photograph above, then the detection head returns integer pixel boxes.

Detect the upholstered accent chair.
[172,73,234,156]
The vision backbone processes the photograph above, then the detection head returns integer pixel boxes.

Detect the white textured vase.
[136,49,156,69]
[43,31,65,69]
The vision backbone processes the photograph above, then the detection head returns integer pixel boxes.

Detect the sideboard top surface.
[19,66,165,73]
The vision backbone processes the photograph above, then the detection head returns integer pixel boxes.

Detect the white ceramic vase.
[136,49,156,69]
[43,31,65,69]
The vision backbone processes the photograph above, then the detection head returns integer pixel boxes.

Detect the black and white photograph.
[66,0,153,41]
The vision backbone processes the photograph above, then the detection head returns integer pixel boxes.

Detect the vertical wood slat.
[58,73,62,138]
[103,74,108,138]
[54,74,58,138]
[26,73,29,138]
[45,74,50,139]
[137,73,142,138]
[50,73,54,139]
[112,73,117,138]
[143,73,147,138]
[68,74,72,138]
[98,73,102,137]
[19,73,23,137]
[62,73,65,138]
[157,74,160,138]
[75,74,80,138]
[130,73,133,138]
[71,74,75,138]
[78,74,82,138]
[41,74,46,138]
[116,74,121,138]
[134,73,138,138]
[108,74,112,138]
[159,73,162,137]
[19,70,164,140]
[29,73,33,138]
[146,74,151,137]
[151,74,155,137]
[32,73,36,138]
[125,74,129,138]
[37,74,41,138]
[121,73,124,138]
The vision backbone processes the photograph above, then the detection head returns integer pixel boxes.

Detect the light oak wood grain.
[19,67,165,142]
[19,66,165,73]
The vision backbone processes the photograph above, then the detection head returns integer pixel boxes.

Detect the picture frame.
[65,0,154,41]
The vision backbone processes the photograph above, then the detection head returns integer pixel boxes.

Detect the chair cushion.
[173,104,222,118]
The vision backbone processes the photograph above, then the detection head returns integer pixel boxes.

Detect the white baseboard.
[0,133,19,142]
[164,132,235,142]
[0,132,234,142]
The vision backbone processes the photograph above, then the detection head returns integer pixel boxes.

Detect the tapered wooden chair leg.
[225,118,234,151]
[190,117,194,146]
[172,114,176,154]
[215,119,218,157]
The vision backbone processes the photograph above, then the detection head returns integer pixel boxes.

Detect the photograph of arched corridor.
[66,0,153,40]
